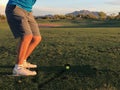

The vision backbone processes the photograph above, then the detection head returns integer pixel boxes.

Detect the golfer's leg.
[24,36,41,60]
[13,35,37,76]
[17,35,33,65]
[24,12,41,60]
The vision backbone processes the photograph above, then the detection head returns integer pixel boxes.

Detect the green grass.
[37,19,120,27]
[0,21,120,90]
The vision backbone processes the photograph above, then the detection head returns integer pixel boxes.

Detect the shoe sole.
[12,73,37,76]
[13,71,37,76]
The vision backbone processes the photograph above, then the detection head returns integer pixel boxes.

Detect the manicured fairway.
[0,22,120,90]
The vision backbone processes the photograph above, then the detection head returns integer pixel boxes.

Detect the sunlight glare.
[0,0,8,6]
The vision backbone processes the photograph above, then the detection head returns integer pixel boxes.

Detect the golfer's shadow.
[36,65,120,89]
[38,65,97,76]
[36,65,97,88]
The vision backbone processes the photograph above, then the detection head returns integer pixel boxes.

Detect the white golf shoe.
[23,61,37,68]
[13,65,37,76]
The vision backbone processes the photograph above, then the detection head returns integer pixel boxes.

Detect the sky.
[0,0,120,16]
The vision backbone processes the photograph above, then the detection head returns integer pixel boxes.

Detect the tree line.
[36,12,120,20]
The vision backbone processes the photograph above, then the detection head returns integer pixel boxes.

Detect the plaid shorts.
[5,5,40,39]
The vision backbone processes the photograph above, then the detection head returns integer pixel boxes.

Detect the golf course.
[0,19,120,90]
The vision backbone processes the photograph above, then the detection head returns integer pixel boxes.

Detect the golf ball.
[66,66,70,69]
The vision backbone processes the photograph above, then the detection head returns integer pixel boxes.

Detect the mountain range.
[66,10,101,17]
[38,10,106,18]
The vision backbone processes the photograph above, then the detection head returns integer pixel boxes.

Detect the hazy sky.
[0,0,120,15]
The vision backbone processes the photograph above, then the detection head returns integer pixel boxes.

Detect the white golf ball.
[66,66,70,69]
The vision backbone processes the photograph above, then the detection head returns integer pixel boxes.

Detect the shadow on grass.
[37,65,97,76]
[0,65,120,89]
[35,65,120,89]
[0,65,13,68]
[37,65,97,88]
[0,65,97,76]
[0,65,13,75]
[0,65,119,76]
[37,65,120,76]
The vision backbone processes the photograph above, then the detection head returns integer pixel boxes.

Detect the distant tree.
[115,12,120,20]
[107,13,116,20]
[53,14,76,20]
[65,14,75,19]
[115,15,120,20]
[76,14,82,18]
[45,16,50,19]
[106,16,112,20]
[87,13,98,20]
[0,14,6,21]
[58,15,66,19]
[75,14,83,20]
[53,15,60,20]
[98,12,107,20]
[80,14,98,20]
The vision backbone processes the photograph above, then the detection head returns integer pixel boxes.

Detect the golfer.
[5,0,42,76]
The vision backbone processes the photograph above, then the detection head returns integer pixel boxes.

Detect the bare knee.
[21,34,33,41]
[32,35,42,44]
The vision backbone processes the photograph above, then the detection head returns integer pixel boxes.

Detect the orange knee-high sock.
[24,36,42,60]
[17,35,33,65]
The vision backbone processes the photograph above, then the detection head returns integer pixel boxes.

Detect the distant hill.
[35,10,108,19]
[66,10,101,17]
